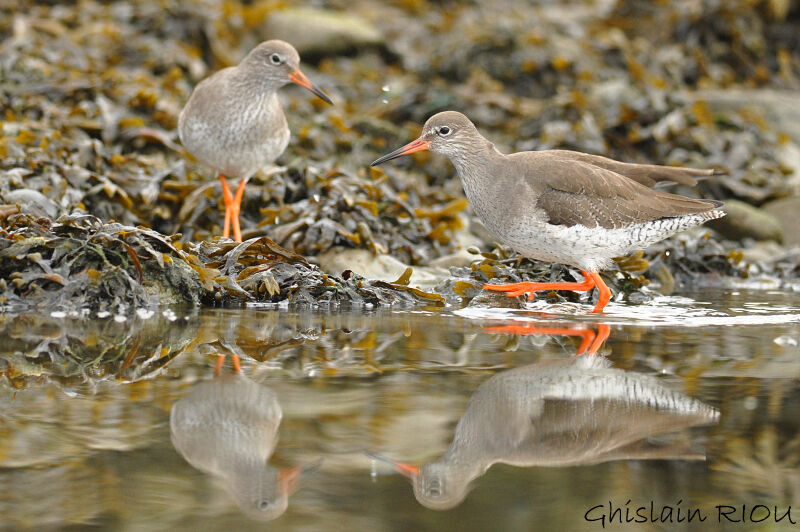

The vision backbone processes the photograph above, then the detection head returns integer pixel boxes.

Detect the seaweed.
[0,212,445,313]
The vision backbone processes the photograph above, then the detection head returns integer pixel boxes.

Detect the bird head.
[244,40,333,105]
[370,111,478,166]
[369,453,471,511]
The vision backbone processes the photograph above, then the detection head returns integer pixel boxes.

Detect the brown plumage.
[515,151,724,229]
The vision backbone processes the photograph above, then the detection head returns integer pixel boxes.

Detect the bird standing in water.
[179,40,333,242]
[371,111,724,313]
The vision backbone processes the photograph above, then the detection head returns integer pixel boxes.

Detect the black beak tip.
[369,149,406,168]
[369,154,394,167]
[315,89,334,106]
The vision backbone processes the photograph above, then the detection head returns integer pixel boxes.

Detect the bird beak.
[370,137,431,166]
[289,69,334,105]
[279,466,301,496]
[366,452,420,478]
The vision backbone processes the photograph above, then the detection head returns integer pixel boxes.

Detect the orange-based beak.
[367,452,420,478]
[370,138,431,166]
[279,466,301,496]
[391,461,420,478]
[289,69,333,105]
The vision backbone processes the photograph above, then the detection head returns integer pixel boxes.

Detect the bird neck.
[449,138,503,199]
[433,443,491,485]
[231,66,283,100]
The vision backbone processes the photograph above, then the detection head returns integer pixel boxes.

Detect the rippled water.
[2,288,800,530]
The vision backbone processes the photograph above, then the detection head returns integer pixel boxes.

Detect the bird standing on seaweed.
[179,40,333,242]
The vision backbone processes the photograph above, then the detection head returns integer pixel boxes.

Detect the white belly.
[494,214,713,271]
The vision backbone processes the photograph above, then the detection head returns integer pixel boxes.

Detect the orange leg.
[484,269,612,313]
[485,324,596,354]
[587,272,611,314]
[231,178,248,243]
[213,353,242,376]
[484,323,611,355]
[219,175,233,239]
[586,323,610,355]
[214,354,225,377]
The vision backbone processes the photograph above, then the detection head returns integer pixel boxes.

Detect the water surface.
[2,288,800,530]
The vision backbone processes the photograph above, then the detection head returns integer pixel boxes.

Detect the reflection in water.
[170,363,300,521]
[0,311,199,388]
[485,321,611,355]
[374,353,719,510]
[2,293,799,529]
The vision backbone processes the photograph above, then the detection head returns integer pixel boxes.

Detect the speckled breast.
[179,92,290,179]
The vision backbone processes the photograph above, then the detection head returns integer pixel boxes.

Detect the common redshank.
[170,365,301,520]
[371,111,725,313]
[370,355,718,510]
[179,40,333,242]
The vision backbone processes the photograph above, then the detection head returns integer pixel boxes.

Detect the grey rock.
[316,247,444,289]
[762,196,800,246]
[739,240,787,264]
[2,189,60,218]
[691,89,800,144]
[259,8,384,57]
[706,199,784,243]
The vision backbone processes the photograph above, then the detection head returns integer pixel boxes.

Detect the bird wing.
[517,152,722,229]
[542,149,724,188]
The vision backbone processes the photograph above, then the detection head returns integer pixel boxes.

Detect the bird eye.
[270,54,282,65]
[438,126,451,136]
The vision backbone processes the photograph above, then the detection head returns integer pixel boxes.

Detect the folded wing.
[521,152,723,229]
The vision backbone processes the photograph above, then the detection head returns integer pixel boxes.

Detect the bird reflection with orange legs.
[369,322,718,510]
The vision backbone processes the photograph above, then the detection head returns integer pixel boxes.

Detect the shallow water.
[2,288,800,530]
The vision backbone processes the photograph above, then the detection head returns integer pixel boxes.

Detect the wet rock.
[429,248,479,270]
[1,189,60,219]
[317,247,406,282]
[259,8,384,57]
[316,247,444,289]
[776,141,800,197]
[738,240,788,265]
[0,213,205,313]
[762,197,800,246]
[706,200,784,243]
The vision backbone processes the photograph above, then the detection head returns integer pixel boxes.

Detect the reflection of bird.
[170,373,298,521]
[371,111,724,313]
[179,40,333,242]
[485,322,611,356]
[373,355,718,510]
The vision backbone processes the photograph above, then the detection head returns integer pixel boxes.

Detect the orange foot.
[219,175,248,242]
[484,270,611,313]
[485,323,611,355]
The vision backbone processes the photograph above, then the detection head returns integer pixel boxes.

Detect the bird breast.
[179,86,290,178]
